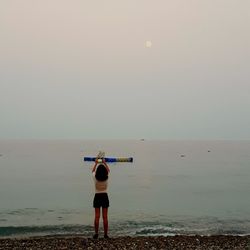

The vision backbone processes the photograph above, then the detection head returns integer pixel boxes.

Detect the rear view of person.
[92,158,110,239]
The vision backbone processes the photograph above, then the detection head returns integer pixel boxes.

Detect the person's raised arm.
[102,159,110,173]
[92,160,98,173]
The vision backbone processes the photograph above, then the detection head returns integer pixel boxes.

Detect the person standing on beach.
[92,157,110,239]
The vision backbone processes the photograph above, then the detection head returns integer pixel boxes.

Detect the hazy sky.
[1,0,250,139]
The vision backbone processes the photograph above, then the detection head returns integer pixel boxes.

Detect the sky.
[0,0,250,140]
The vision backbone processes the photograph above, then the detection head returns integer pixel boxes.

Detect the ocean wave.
[0,225,92,237]
[0,218,250,237]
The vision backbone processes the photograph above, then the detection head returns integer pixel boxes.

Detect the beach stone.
[0,235,249,250]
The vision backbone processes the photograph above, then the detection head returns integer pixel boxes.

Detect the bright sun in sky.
[145,40,152,48]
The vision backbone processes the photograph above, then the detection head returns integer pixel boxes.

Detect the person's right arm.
[92,160,98,173]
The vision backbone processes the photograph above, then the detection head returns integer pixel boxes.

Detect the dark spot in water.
[47,210,54,212]
[7,210,20,215]
[180,155,185,157]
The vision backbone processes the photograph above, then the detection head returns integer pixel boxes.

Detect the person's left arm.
[102,159,110,173]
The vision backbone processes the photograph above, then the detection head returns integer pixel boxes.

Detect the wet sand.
[0,235,249,249]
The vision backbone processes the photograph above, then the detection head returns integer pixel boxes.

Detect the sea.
[0,140,249,237]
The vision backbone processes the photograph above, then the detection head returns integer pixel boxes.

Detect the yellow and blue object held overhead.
[84,157,133,163]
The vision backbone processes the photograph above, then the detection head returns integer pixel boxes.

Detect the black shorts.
[93,193,109,208]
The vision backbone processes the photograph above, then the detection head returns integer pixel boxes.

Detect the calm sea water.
[0,140,250,237]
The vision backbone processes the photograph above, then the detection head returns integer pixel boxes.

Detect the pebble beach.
[0,235,249,250]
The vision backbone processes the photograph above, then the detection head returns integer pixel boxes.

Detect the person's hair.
[95,164,108,181]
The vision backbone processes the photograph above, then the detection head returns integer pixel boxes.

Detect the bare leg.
[102,207,108,236]
[94,208,100,234]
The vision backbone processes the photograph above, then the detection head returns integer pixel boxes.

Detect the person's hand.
[95,158,100,163]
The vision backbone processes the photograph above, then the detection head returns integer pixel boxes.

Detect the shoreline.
[0,235,249,249]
